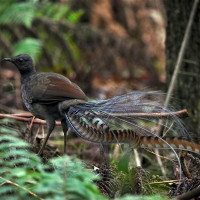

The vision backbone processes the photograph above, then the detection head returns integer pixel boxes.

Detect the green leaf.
[54,6,69,20]
[67,9,84,23]
[0,126,18,135]
[7,158,30,166]
[0,2,36,27]
[117,152,131,173]
[3,149,34,159]
[13,38,42,60]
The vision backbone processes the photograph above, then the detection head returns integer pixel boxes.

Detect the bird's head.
[2,54,36,75]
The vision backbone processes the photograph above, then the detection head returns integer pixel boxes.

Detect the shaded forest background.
[0,0,166,106]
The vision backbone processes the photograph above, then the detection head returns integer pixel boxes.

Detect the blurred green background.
[0,0,166,109]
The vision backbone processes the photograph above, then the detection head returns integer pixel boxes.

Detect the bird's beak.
[1,58,12,62]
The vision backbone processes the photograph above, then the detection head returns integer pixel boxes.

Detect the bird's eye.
[18,58,23,62]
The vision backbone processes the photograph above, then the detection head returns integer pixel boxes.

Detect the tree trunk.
[164,0,200,133]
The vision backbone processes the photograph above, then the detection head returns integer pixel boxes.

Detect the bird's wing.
[26,72,87,104]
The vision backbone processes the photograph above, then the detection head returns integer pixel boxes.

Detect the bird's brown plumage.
[2,54,87,155]
[24,72,87,104]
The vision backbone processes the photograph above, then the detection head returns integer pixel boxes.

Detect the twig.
[164,0,199,108]
[134,149,141,167]
[0,110,187,126]
[0,113,61,126]
[108,109,188,118]
[10,110,189,118]
[26,116,35,142]
[150,179,185,185]
[0,176,43,200]
[155,149,166,176]
[145,148,175,162]
[12,113,34,117]
[156,0,199,177]
[179,151,192,179]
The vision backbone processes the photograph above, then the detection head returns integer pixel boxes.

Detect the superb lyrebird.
[2,54,87,155]
[2,54,200,157]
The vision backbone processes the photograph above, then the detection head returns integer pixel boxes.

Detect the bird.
[2,54,200,158]
[2,54,88,155]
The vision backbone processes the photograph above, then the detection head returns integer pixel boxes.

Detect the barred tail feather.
[67,91,189,141]
[140,136,200,154]
[64,110,200,155]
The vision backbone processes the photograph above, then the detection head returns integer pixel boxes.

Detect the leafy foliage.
[0,0,83,62]
[0,121,170,199]
[0,122,106,200]
[13,38,42,61]
[0,1,36,27]
[34,156,106,200]
[0,0,83,26]
[37,2,83,23]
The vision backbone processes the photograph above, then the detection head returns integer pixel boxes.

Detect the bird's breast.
[21,84,61,120]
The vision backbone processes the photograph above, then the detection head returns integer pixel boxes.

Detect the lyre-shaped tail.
[63,91,199,155]
[64,107,200,155]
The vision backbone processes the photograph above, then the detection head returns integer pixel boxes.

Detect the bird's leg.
[38,120,55,156]
[59,99,86,154]
[61,119,68,154]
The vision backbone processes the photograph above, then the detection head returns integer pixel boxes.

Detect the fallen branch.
[0,109,188,127]
[107,109,188,118]
[0,113,61,126]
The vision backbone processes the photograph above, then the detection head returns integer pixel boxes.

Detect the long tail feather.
[64,91,198,154]
[64,110,200,155]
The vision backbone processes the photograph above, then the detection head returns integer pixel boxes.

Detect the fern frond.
[13,38,42,60]
[0,125,107,199]
[0,2,36,27]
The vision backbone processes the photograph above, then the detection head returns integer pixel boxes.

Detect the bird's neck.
[21,70,36,84]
